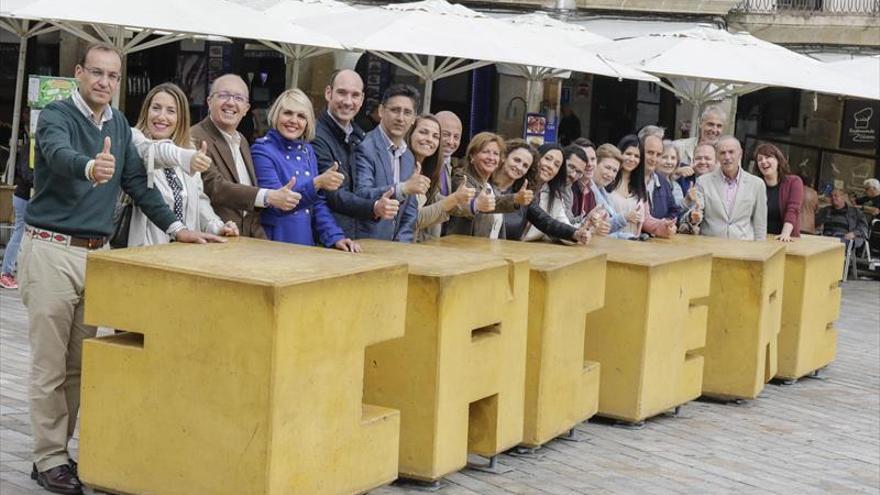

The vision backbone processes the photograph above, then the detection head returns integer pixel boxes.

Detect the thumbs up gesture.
[314,162,344,191]
[514,179,534,206]
[444,179,475,210]
[266,176,302,211]
[373,187,400,220]
[189,141,212,174]
[401,162,430,196]
[92,136,115,184]
[474,185,496,213]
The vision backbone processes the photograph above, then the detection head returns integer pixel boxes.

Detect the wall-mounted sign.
[839,99,879,150]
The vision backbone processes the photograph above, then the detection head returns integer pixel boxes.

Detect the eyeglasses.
[211,92,249,105]
[385,106,414,118]
[81,66,121,84]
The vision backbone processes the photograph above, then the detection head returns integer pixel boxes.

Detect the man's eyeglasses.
[385,106,414,118]
[211,92,249,105]
[81,66,121,84]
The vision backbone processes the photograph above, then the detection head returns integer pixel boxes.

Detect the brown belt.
[26,226,108,250]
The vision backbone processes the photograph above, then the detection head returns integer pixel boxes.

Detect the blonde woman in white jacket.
[127,83,238,246]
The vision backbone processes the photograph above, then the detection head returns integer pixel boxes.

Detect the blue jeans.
[1,195,28,275]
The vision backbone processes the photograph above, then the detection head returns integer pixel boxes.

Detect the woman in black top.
[491,139,590,244]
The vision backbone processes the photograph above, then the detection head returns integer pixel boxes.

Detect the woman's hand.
[573,224,592,245]
[443,181,475,211]
[776,223,795,242]
[334,238,361,253]
[514,180,534,206]
[625,208,643,225]
[474,187,496,213]
[314,162,345,191]
[677,165,695,178]
[221,221,239,237]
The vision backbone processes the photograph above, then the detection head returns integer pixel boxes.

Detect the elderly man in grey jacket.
[693,136,767,241]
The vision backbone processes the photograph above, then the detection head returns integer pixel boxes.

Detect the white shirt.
[216,125,267,208]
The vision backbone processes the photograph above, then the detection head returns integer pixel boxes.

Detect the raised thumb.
[520,179,529,191]
[285,176,297,190]
[330,161,339,172]
[413,162,422,176]
[382,187,394,199]
[102,136,111,154]
[200,140,208,154]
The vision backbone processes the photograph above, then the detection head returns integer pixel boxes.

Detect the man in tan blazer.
[694,135,767,241]
[191,74,301,238]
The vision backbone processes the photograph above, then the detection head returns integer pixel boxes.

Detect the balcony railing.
[732,0,880,14]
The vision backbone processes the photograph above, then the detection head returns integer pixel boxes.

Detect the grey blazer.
[696,167,768,241]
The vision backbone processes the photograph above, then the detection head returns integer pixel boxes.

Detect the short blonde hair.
[267,88,315,141]
[595,143,622,164]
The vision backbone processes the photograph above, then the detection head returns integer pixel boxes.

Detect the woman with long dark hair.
[406,114,473,241]
[608,134,675,238]
[491,140,590,244]
[755,142,803,241]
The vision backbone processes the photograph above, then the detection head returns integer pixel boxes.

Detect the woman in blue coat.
[252,89,360,252]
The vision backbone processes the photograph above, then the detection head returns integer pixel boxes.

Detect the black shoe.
[33,463,83,495]
[31,461,78,480]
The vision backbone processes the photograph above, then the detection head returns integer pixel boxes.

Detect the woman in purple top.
[252,89,360,252]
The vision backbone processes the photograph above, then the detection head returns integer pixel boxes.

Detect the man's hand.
[678,165,695,178]
[401,162,430,196]
[221,221,239,237]
[93,136,115,184]
[267,176,302,211]
[314,162,344,191]
[686,186,699,205]
[689,208,703,225]
[474,186,495,213]
[373,188,399,220]
[189,141,212,174]
[654,218,678,239]
[175,229,227,244]
[514,179,534,206]
[334,238,361,253]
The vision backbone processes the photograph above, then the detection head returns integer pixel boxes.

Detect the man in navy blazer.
[313,70,398,239]
[355,84,428,242]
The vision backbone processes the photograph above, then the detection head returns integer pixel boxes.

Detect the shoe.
[31,460,77,480]
[32,463,83,495]
[0,273,17,290]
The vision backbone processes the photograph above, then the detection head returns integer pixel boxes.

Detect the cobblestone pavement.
[2,282,878,495]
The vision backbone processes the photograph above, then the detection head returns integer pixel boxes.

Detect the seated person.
[816,188,869,250]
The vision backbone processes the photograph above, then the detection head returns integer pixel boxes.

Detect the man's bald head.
[210,74,248,98]
[325,69,364,126]
[436,111,463,159]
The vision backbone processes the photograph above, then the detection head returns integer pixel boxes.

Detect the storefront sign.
[839,99,879,150]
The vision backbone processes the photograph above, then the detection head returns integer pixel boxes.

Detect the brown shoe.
[34,463,83,495]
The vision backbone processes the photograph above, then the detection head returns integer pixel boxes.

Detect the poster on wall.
[525,113,546,146]
[839,99,879,151]
[524,113,558,146]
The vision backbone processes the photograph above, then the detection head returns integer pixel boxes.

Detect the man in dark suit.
[312,69,398,239]
[355,84,427,242]
[191,74,301,238]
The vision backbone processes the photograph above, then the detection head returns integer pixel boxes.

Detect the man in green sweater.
[20,42,223,495]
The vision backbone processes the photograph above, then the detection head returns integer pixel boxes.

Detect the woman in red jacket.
[755,143,803,241]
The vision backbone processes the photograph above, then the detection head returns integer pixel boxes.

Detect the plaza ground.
[1,281,878,494]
